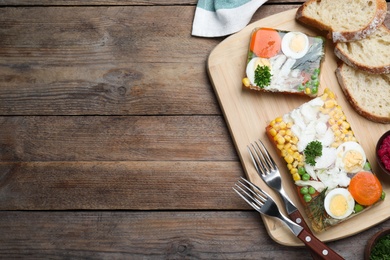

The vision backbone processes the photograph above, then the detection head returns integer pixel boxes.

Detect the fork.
[247,140,313,233]
[233,178,344,260]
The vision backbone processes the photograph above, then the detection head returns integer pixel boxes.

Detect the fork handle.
[297,229,344,260]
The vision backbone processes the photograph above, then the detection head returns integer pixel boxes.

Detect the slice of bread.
[335,63,390,123]
[296,0,388,42]
[335,25,390,74]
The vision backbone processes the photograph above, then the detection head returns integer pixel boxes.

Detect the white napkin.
[192,0,268,37]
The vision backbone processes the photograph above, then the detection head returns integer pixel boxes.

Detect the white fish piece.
[295,180,326,192]
[315,121,327,136]
[301,103,317,122]
[278,57,296,78]
[314,147,336,169]
[304,164,318,180]
[318,127,334,147]
[308,97,324,107]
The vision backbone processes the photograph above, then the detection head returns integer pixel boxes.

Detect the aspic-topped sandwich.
[242,28,325,97]
[265,88,385,232]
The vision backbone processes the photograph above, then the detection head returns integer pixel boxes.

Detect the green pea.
[354,204,364,213]
[302,173,310,181]
[298,167,306,175]
[311,74,318,80]
[300,187,309,195]
[303,194,312,203]
[308,186,316,195]
[363,162,371,171]
[381,191,386,200]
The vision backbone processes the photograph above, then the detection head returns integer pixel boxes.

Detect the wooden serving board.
[208,8,390,246]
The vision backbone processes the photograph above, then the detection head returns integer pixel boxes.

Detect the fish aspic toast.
[242,28,325,97]
[265,88,385,232]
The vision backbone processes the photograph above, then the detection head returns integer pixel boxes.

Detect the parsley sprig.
[304,141,322,166]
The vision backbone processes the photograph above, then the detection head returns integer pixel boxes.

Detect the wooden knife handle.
[289,211,329,260]
[289,210,313,234]
[297,229,344,260]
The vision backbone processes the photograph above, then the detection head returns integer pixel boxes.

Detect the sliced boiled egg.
[324,188,355,220]
[336,142,366,173]
[281,32,309,59]
[246,57,272,86]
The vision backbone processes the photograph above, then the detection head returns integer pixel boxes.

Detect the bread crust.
[334,25,390,74]
[335,63,390,123]
[296,0,388,43]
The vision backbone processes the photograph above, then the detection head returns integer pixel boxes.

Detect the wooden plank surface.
[0,161,245,210]
[0,116,235,161]
[0,211,388,259]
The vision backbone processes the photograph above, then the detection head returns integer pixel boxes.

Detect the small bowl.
[364,228,390,260]
[376,130,390,176]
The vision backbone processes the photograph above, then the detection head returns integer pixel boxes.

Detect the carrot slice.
[250,28,281,58]
[348,171,382,206]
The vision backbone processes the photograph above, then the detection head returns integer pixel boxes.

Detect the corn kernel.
[325,100,335,108]
[270,120,276,126]
[276,136,285,145]
[269,128,277,137]
[277,144,284,150]
[275,117,283,123]
[287,122,293,128]
[287,163,293,170]
[292,173,301,181]
[284,135,291,142]
[284,143,291,150]
[321,93,328,101]
[293,161,299,168]
[279,130,286,136]
[279,121,287,129]
[305,87,311,94]
[341,121,350,130]
[285,155,294,164]
[281,149,288,157]
[242,78,251,87]
[290,168,298,174]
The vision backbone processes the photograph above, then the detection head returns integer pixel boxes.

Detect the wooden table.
[0,1,389,259]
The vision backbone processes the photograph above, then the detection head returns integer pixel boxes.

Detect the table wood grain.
[0,1,389,259]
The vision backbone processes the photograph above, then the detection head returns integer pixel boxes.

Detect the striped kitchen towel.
[192,0,268,37]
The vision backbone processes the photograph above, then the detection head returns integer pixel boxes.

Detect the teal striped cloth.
[192,0,268,37]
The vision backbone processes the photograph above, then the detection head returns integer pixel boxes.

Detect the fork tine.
[233,184,263,212]
[248,142,270,174]
[233,177,270,210]
[256,140,277,170]
[251,140,278,174]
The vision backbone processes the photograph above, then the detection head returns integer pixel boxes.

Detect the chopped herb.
[254,65,272,89]
[307,188,327,232]
[370,234,390,260]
